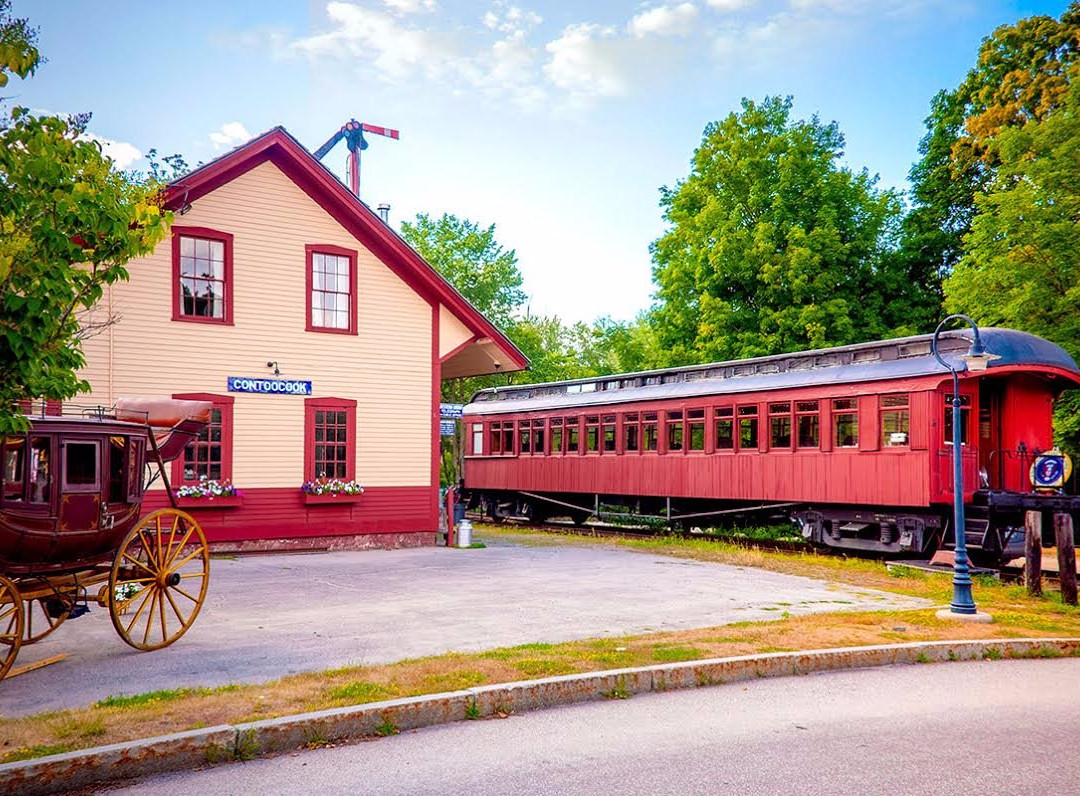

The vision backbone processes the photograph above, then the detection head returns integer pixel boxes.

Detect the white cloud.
[208,121,253,150]
[483,4,542,35]
[382,0,436,12]
[706,0,756,10]
[83,132,143,169]
[628,3,698,38]
[544,24,630,99]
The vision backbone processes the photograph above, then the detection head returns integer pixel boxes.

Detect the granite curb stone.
[3,638,1077,795]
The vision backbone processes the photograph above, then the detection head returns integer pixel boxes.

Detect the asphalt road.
[2,534,925,716]
[114,658,1080,795]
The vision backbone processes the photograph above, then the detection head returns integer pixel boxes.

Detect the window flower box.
[174,479,243,509]
[301,478,363,505]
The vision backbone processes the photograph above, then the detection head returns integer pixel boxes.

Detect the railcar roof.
[464,328,1080,416]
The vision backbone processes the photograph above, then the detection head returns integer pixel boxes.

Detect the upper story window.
[172,227,234,325]
[306,245,357,335]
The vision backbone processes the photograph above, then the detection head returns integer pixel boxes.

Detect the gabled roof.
[163,126,528,373]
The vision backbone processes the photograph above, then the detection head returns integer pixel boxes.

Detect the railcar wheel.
[108,509,210,651]
[0,576,24,682]
[19,577,72,645]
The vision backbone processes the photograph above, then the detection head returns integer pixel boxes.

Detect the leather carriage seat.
[114,397,213,428]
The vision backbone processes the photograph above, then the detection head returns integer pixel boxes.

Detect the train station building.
[78,127,527,550]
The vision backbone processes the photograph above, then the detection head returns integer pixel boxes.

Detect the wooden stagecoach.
[0,399,213,682]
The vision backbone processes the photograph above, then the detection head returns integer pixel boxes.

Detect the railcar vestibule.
[463,328,1080,563]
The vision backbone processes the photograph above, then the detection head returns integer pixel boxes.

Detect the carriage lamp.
[931,314,996,621]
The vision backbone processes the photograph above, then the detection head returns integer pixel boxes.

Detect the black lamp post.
[931,314,997,615]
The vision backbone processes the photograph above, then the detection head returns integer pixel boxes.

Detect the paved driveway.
[1,534,927,716]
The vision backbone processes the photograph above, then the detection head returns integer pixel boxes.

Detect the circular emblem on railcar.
[1030,447,1072,489]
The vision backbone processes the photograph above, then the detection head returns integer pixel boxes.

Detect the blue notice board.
[227,377,312,395]
[440,420,457,436]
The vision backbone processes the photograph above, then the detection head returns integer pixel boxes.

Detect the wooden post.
[1025,510,1042,597]
[1054,513,1077,607]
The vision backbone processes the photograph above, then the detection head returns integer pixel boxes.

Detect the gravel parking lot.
[1,533,927,716]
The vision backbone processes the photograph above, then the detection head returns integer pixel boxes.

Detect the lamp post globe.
[930,314,994,615]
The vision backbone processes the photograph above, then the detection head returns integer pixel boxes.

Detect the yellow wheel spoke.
[179,572,207,579]
[163,527,194,570]
[122,552,156,577]
[168,547,204,573]
[124,587,155,635]
[143,588,158,646]
[155,514,164,571]
[163,514,181,572]
[164,588,187,628]
[158,590,168,642]
[173,585,200,603]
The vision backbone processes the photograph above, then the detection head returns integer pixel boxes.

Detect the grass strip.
[3,527,1079,764]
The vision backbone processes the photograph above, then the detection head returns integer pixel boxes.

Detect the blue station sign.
[227,376,312,396]
[440,403,465,419]
[440,420,457,436]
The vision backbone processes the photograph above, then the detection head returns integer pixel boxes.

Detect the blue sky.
[12,0,1071,323]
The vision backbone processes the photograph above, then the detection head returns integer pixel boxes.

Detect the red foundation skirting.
[145,485,434,544]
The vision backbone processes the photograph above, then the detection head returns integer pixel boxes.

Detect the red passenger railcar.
[462,328,1080,563]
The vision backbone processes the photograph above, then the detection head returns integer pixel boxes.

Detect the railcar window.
[833,399,859,448]
[2,435,26,503]
[714,407,734,450]
[472,424,483,455]
[532,419,546,454]
[688,409,706,451]
[624,413,640,452]
[666,411,684,452]
[489,422,502,455]
[795,401,819,448]
[943,395,972,445]
[550,418,564,454]
[602,415,617,452]
[738,406,758,450]
[881,395,910,447]
[643,413,659,451]
[519,421,531,454]
[585,416,600,452]
[567,417,580,452]
[501,423,514,455]
[769,403,792,449]
[64,440,99,491]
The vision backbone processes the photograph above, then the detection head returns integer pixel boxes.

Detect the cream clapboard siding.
[79,161,432,490]
[439,304,473,358]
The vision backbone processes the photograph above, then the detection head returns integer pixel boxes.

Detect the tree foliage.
[651,96,922,365]
[903,4,1080,279]
[0,5,171,431]
[944,71,1080,449]
[400,212,526,329]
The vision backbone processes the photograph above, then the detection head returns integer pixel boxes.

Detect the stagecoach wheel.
[19,577,72,645]
[108,509,210,652]
[0,575,24,681]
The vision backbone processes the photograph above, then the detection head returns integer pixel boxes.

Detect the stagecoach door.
[978,381,1003,489]
[58,438,102,532]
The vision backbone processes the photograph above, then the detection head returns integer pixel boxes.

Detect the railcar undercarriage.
[467,488,1080,567]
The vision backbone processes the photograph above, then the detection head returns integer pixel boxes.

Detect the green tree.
[651,96,917,365]
[0,3,171,431]
[902,4,1080,280]
[944,72,1080,450]
[400,212,526,329]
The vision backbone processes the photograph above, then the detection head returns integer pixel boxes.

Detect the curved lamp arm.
[931,313,985,374]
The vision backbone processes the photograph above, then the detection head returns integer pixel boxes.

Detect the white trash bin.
[456,518,473,548]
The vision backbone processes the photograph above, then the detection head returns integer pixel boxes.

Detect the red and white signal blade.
[361,123,400,139]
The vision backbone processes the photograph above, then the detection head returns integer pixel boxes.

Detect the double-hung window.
[172,227,233,324]
[714,407,734,450]
[306,245,357,334]
[881,395,910,447]
[833,399,859,448]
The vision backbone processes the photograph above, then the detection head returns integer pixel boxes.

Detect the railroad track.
[466,512,813,554]
[465,512,1031,581]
